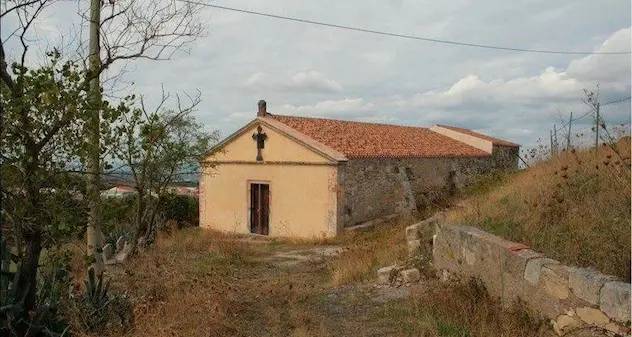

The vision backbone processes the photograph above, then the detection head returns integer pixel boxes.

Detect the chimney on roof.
[257,100,267,117]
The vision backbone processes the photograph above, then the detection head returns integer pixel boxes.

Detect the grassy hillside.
[448,137,631,281]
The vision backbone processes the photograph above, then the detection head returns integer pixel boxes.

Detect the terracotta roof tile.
[267,114,490,159]
[436,124,520,147]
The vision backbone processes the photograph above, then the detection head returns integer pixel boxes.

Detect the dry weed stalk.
[449,138,631,280]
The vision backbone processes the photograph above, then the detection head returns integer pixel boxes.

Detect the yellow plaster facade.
[200,121,341,238]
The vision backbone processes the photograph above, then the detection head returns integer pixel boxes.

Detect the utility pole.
[567,112,573,151]
[595,103,600,152]
[553,124,558,156]
[86,0,104,275]
[550,129,554,158]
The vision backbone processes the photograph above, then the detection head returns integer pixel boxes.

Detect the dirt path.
[234,241,561,337]
[250,243,421,337]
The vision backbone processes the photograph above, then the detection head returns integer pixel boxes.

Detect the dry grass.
[327,215,417,286]
[72,228,333,337]
[372,278,550,337]
[449,138,631,280]
[100,229,253,336]
[63,215,554,336]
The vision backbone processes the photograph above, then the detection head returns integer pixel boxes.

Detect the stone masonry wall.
[338,157,494,227]
[428,222,631,336]
[491,145,519,170]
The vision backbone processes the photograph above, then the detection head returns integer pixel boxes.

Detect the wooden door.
[250,183,269,235]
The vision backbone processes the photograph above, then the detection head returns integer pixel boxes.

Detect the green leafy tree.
[112,90,218,254]
[0,50,130,334]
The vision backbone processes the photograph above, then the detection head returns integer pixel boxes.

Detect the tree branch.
[0,43,16,92]
[0,0,44,19]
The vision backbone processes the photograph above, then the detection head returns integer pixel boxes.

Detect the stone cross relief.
[252,125,267,161]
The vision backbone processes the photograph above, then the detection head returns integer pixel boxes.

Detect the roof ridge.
[267,113,431,130]
[434,124,519,147]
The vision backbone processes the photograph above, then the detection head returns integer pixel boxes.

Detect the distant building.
[200,100,519,238]
[167,186,199,198]
[100,185,137,198]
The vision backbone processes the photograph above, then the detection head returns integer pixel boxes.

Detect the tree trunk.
[86,0,104,275]
[144,194,163,243]
[15,148,43,336]
[15,231,42,337]
[129,191,146,256]
[16,231,41,310]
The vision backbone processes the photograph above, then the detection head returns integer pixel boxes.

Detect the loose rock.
[553,315,581,336]
[400,268,421,283]
[377,265,401,284]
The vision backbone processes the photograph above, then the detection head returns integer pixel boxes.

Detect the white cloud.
[245,72,266,87]
[276,98,375,117]
[408,67,584,109]
[221,112,250,123]
[244,70,342,93]
[4,0,630,150]
[566,28,631,88]
[392,27,630,144]
[288,71,343,93]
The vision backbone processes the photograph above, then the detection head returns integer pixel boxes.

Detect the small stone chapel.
[199,100,519,238]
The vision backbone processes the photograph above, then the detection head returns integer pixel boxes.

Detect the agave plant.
[84,267,110,307]
[0,238,69,336]
[0,237,27,335]
[81,267,112,331]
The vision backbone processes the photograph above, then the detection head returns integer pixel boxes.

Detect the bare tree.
[111,88,217,255]
[83,0,207,272]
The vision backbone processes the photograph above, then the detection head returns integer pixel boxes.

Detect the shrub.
[105,225,134,248]
[161,193,199,227]
[102,196,136,235]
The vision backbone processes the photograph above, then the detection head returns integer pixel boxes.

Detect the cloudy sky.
[3,0,631,149]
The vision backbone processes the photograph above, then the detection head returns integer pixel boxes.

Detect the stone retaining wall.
[407,219,631,336]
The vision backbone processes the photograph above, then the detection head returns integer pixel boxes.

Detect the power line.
[602,96,632,107]
[177,0,632,55]
[573,96,630,123]
[558,96,631,129]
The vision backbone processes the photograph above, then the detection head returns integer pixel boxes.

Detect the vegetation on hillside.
[372,278,549,337]
[448,137,631,280]
[72,224,548,337]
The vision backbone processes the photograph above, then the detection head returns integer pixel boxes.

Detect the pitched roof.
[267,114,490,159]
[436,124,520,147]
